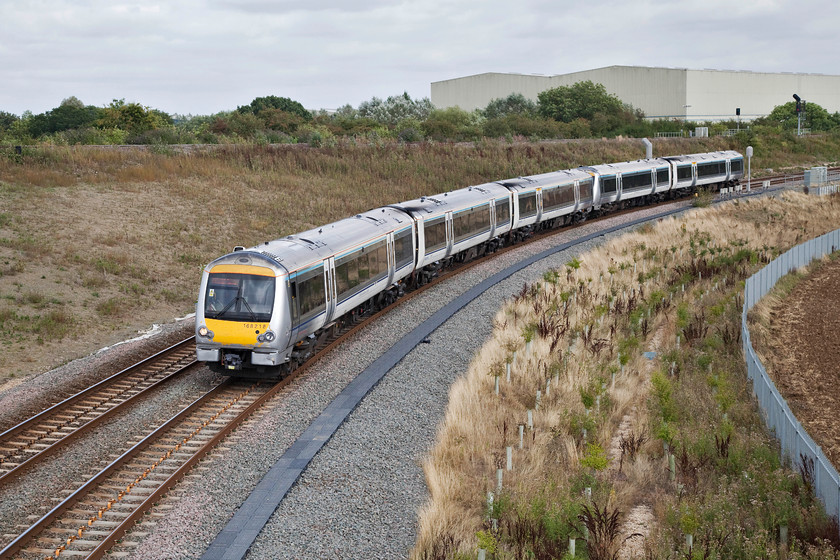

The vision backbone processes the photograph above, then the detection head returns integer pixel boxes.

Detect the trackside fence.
[742,227,840,521]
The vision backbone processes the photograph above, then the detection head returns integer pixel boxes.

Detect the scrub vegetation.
[2,86,840,147]
[412,192,840,559]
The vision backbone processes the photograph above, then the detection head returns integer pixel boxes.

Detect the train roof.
[662,150,742,164]
[229,206,413,275]
[391,181,511,219]
[498,167,593,191]
[582,158,669,176]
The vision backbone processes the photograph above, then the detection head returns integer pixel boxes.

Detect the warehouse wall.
[431,66,840,121]
[685,69,840,121]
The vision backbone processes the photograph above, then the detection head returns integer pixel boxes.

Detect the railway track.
[0,171,819,559]
[0,339,197,486]
[0,377,293,560]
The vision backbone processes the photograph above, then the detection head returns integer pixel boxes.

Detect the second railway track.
[0,339,198,485]
[0,377,293,560]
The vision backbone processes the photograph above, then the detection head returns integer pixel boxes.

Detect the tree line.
[2,81,839,146]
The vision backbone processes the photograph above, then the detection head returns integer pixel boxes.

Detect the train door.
[386,233,395,284]
[510,188,520,229]
[489,201,496,237]
[323,258,336,323]
[536,187,543,223]
[445,212,454,258]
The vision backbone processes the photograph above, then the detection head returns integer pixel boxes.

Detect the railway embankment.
[414,190,840,558]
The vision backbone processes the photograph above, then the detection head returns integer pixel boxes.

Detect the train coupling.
[222,352,244,371]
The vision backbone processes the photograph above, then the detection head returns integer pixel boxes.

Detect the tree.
[259,107,307,133]
[483,93,537,119]
[60,96,85,109]
[761,100,839,132]
[538,81,625,123]
[237,95,311,121]
[98,99,171,136]
[0,111,20,133]
[421,107,481,141]
[358,92,433,126]
[25,99,103,137]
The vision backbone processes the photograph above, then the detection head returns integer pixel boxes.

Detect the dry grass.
[413,191,840,558]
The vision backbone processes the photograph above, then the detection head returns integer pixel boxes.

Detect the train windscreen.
[205,273,275,322]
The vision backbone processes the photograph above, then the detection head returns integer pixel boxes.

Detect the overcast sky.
[1,0,837,117]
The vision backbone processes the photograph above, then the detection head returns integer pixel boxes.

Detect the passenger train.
[195,149,744,375]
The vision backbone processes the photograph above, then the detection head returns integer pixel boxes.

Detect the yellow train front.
[195,250,292,374]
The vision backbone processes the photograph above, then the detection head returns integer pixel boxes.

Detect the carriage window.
[394,228,413,270]
[424,216,447,253]
[453,204,490,243]
[730,159,743,174]
[677,165,693,181]
[622,171,652,191]
[291,265,325,325]
[600,177,617,195]
[578,178,593,201]
[543,183,576,209]
[334,240,388,301]
[518,192,537,219]
[656,168,669,186]
[495,198,510,227]
[697,161,726,178]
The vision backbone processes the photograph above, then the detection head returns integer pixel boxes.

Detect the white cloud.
[0,0,837,116]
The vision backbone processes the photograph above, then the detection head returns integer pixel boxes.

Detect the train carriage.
[195,206,415,372]
[664,150,744,192]
[391,182,510,274]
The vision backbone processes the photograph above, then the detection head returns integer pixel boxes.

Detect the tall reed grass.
[414,192,840,558]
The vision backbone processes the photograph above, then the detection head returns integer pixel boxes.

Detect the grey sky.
[1,0,837,117]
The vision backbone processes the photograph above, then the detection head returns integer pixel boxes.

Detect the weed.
[618,431,647,472]
[96,297,126,317]
[578,502,628,560]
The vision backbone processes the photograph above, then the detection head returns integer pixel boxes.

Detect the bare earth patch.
[752,256,840,467]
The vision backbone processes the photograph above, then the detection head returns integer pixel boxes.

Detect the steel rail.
[0,373,292,560]
[0,338,197,485]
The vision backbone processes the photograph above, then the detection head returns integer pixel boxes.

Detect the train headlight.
[257,330,276,343]
[198,326,214,339]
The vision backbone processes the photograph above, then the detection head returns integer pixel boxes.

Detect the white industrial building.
[431,66,840,121]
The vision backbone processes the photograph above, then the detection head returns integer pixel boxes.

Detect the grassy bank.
[413,192,840,559]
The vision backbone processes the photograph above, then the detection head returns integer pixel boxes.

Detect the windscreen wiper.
[215,285,258,321]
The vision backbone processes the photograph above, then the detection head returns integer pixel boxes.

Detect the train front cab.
[196,256,292,372]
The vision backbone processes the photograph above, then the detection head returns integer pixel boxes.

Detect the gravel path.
[0,201,698,559]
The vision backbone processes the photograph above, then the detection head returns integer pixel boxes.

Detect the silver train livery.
[195,150,743,375]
